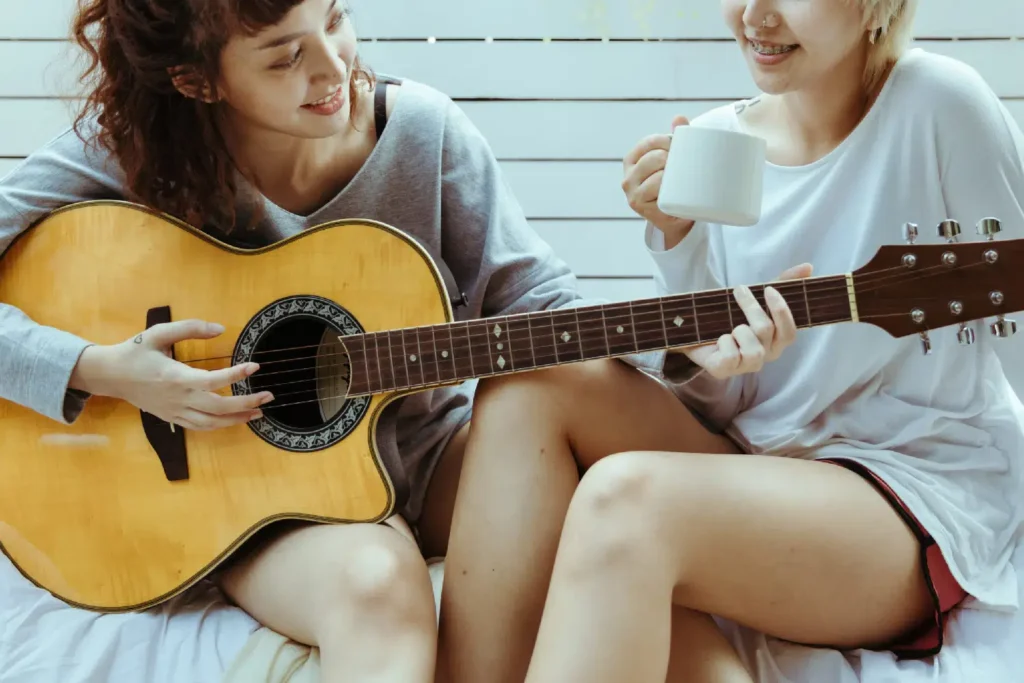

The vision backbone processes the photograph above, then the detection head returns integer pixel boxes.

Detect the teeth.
[752,41,796,55]
[308,88,339,106]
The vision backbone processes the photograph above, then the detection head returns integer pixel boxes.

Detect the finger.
[177,407,263,431]
[775,263,813,282]
[731,325,765,372]
[670,115,690,131]
[733,286,775,349]
[703,334,741,379]
[189,388,274,416]
[764,286,798,353]
[143,320,226,348]
[624,133,673,169]
[632,169,665,207]
[188,362,261,392]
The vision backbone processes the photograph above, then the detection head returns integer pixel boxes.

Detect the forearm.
[0,303,95,424]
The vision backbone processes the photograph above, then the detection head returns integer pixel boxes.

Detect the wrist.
[69,344,118,397]
[653,217,695,250]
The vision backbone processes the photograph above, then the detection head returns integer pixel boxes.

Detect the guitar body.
[0,201,453,612]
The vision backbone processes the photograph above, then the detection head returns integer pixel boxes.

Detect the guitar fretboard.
[345,275,853,395]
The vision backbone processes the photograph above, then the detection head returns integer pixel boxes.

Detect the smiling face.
[215,0,360,140]
[721,0,873,95]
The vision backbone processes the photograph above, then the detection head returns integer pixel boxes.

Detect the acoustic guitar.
[0,201,1019,612]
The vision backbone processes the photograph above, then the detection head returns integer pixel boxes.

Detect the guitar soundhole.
[247,317,349,429]
[232,295,371,453]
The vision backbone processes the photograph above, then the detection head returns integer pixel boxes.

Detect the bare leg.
[524,451,934,683]
[440,359,739,683]
[220,521,438,683]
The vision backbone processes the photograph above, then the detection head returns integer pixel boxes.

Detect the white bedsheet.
[2,544,1022,682]
[0,555,258,683]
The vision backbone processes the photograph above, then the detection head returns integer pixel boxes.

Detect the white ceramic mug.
[657,124,767,226]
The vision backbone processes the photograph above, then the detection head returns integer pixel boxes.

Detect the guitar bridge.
[140,305,189,481]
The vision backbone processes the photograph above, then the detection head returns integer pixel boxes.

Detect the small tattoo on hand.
[134,334,143,344]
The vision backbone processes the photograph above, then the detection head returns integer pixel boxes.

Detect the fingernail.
[261,393,274,405]
[246,363,260,375]
[250,410,263,420]
[208,323,225,334]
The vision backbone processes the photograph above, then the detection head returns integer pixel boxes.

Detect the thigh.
[219,520,430,646]
[474,359,737,471]
[585,451,933,649]
[417,421,471,559]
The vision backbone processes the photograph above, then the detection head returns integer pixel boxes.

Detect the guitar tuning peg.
[902,222,919,244]
[957,323,976,345]
[937,219,961,243]
[976,217,1001,241]
[991,315,1017,338]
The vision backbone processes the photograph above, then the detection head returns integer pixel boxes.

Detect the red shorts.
[822,457,968,659]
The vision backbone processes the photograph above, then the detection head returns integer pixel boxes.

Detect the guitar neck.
[345,274,855,396]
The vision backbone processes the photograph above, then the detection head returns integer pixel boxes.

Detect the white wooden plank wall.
[3,0,1024,390]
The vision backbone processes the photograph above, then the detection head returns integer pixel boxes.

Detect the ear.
[168,66,218,103]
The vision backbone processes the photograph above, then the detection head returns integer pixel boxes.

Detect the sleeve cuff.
[30,330,94,424]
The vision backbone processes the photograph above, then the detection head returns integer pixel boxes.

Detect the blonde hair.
[855,0,919,91]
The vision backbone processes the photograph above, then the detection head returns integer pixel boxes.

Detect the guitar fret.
[547,311,560,363]
[550,309,583,363]
[573,309,586,358]
[468,321,494,375]
[802,280,812,325]
[395,329,411,389]
[628,299,666,352]
[506,316,534,371]
[360,334,378,394]
[628,302,639,352]
[661,296,696,348]
[419,326,439,386]
[599,307,611,355]
[530,311,558,367]
[374,332,394,392]
[604,303,636,356]
[690,294,701,343]
[442,324,459,381]
[575,307,608,359]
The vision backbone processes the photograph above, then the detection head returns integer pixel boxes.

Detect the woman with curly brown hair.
[0,0,707,680]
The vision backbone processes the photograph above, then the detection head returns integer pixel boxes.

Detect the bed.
[2,544,1021,682]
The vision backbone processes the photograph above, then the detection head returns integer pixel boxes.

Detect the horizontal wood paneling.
[4,40,1024,99]
[5,98,1024,162]
[7,0,1024,40]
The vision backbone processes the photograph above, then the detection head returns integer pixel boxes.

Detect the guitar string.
[181,253,993,368]
[200,258,1006,401]
[199,255,1001,383]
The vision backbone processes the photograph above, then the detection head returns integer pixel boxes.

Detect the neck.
[218,115,343,192]
[777,50,874,152]
[343,274,855,397]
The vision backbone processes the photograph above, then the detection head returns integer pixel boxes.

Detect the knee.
[474,358,621,413]
[561,453,662,570]
[324,531,434,631]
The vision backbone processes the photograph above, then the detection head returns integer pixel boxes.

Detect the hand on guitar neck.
[672,262,814,379]
[69,319,274,431]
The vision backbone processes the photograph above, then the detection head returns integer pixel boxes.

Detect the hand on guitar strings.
[682,263,813,379]
[68,319,274,430]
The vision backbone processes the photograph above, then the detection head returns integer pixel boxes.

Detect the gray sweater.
[0,79,671,522]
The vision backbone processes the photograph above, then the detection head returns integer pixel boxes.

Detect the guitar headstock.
[852,218,1023,351]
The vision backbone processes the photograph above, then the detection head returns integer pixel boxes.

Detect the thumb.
[671,115,689,132]
[143,319,225,348]
[775,263,814,281]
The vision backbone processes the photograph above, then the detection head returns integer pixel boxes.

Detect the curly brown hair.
[71,0,373,232]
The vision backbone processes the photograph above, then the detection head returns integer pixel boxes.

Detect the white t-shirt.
[647,47,1024,611]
